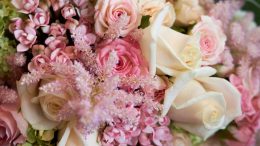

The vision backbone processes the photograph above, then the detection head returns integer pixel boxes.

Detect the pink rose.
[61,4,76,19]
[94,0,140,37]
[11,0,39,14]
[49,23,66,37]
[14,26,37,52]
[97,38,148,76]
[29,8,50,27]
[192,16,227,65]
[0,86,28,146]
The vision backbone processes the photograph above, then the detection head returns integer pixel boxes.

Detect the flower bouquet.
[0,0,259,145]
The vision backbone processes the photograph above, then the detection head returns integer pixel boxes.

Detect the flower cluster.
[0,0,259,146]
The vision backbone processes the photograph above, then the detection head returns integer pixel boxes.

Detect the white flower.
[140,5,201,76]
[163,67,242,140]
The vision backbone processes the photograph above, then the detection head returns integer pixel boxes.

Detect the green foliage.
[243,0,260,25]
[138,15,151,29]
[20,125,56,146]
[0,0,21,77]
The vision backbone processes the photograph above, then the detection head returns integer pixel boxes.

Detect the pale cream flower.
[163,67,242,140]
[140,5,201,76]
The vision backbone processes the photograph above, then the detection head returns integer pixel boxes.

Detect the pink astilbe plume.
[20,69,45,85]
[0,86,18,104]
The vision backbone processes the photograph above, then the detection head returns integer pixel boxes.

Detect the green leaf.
[243,0,260,25]
[138,15,151,29]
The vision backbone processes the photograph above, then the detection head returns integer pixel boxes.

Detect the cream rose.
[17,75,74,130]
[138,0,176,27]
[58,123,100,146]
[94,0,140,37]
[17,76,59,130]
[172,131,192,146]
[174,0,204,26]
[162,67,242,140]
[140,5,201,76]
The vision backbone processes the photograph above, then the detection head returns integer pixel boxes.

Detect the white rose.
[138,0,176,26]
[162,67,242,140]
[140,5,201,76]
[174,0,204,26]
[58,123,100,146]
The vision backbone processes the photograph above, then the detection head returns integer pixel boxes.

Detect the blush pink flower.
[61,4,76,19]
[45,36,68,50]
[97,38,148,76]
[65,18,79,31]
[49,23,66,37]
[94,0,140,37]
[14,26,37,52]
[11,0,39,14]
[192,16,227,65]
[28,54,50,72]
[29,8,50,27]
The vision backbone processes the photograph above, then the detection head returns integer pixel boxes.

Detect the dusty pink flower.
[65,18,79,31]
[14,26,37,52]
[49,23,66,37]
[29,8,50,27]
[72,0,88,8]
[61,4,76,19]
[192,16,227,65]
[9,18,23,33]
[0,87,28,146]
[11,0,39,14]
[94,0,140,37]
[50,49,70,63]
[49,0,69,11]
[97,38,148,76]
[45,36,67,50]
[28,54,50,71]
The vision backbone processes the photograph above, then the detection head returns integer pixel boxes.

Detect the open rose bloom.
[2,0,260,145]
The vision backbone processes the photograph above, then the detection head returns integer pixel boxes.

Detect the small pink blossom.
[9,18,23,33]
[49,0,69,11]
[11,0,39,14]
[28,54,50,71]
[97,38,148,76]
[192,16,227,65]
[50,49,71,63]
[49,23,66,37]
[29,8,50,27]
[14,26,37,52]
[45,36,68,50]
[65,18,79,31]
[61,4,76,19]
